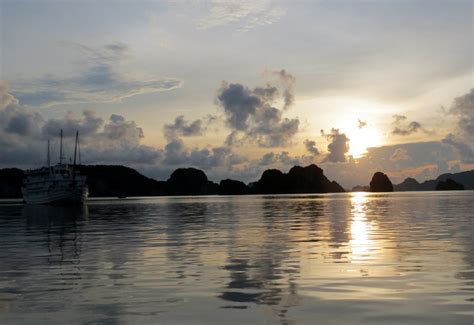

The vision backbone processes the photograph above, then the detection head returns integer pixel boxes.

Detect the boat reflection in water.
[23,204,89,221]
[23,204,89,268]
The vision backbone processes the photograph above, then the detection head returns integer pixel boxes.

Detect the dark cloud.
[392,121,423,136]
[357,119,367,129]
[2,106,43,137]
[260,152,276,166]
[256,151,300,168]
[250,105,299,147]
[42,110,103,138]
[10,42,183,107]
[304,139,320,156]
[321,128,350,163]
[442,133,474,163]
[0,86,161,166]
[392,114,407,123]
[217,82,262,131]
[189,146,247,169]
[449,88,474,137]
[101,114,144,147]
[273,69,295,110]
[216,75,299,148]
[84,145,162,165]
[163,115,204,140]
[441,89,474,163]
[391,115,429,136]
[162,138,246,169]
[163,139,188,165]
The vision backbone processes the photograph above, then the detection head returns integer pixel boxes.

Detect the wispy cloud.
[197,0,286,32]
[390,148,410,161]
[10,42,183,107]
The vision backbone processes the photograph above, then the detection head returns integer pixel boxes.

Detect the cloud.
[449,88,474,138]
[101,114,145,147]
[10,42,183,107]
[392,121,423,136]
[253,151,301,169]
[42,110,104,138]
[0,82,19,109]
[438,89,474,163]
[162,138,246,170]
[0,86,161,166]
[442,133,474,163]
[391,115,429,136]
[390,148,410,161]
[304,139,320,156]
[0,83,43,138]
[392,114,407,123]
[272,69,295,110]
[321,128,350,163]
[162,139,188,165]
[217,82,265,131]
[197,0,286,32]
[224,130,243,147]
[2,81,470,187]
[216,76,299,147]
[321,141,461,188]
[163,115,204,141]
[250,105,299,147]
[2,106,43,137]
[357,119,367,129]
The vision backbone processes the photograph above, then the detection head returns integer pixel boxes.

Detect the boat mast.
[73,131,79,167]
[47,139,51,173]
[59,129,63,165]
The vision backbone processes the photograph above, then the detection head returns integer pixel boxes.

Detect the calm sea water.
[0,192,473,324]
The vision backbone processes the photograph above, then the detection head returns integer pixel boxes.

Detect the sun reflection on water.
[350,192,374,262]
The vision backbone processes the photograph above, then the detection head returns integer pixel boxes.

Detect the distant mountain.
[165,168,218,195]
[0,168,24,199]
[437,170,474,190]
[435,179,464,191]
[369,172,393,192]
[75,165,165,197]
[394,169,474,191]
[219,179,251,195]
[351,185,370,192]
[3,164,471,200]
[254,164,345,194]
[393,177,437,191]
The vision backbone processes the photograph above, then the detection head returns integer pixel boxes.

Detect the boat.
[21,130,89,205]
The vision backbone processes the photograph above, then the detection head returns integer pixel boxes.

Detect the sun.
[350,126,383,158]
[343,122,384,158]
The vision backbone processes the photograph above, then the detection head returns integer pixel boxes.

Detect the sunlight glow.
[350,192,373,261]
[340,120,384,158]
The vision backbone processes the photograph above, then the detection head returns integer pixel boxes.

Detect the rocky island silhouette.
[0,164,470,199]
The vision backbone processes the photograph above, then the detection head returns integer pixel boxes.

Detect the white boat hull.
[23,130,89,205]
[22,185,88,205]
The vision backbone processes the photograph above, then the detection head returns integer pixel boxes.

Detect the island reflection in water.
[0,192,473,324]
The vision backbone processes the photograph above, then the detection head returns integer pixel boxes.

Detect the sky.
[0,0,473,188]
